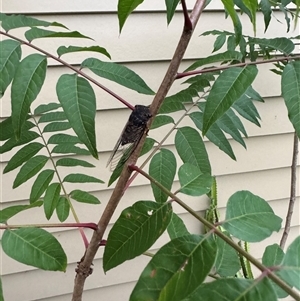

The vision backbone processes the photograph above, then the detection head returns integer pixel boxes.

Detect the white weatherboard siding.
[1,2,299,301]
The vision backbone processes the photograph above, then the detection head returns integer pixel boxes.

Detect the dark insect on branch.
[107,105,152,170]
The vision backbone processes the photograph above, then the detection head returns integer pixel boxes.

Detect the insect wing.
[109,142,134,171]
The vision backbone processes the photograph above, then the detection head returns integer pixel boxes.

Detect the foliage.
[0,1,300,301]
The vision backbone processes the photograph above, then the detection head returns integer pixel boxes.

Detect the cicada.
[107,105,152,170]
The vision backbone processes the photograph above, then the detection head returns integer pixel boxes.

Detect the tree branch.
[71,1,207,300]
[280,132,299,249]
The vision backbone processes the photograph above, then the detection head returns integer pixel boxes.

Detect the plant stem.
[181,0,193,30]
[71,2,207,300]
[176,55,298,79]
[131,165,300,300]
[0,30,134,110]
[31,114,89,248]
[280,132,299,249]
[1,223,98,230]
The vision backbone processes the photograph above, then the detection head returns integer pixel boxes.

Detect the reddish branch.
[71,1,207,300]
[280,132,299,249]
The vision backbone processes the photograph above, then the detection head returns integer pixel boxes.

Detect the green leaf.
[167,212,190,240]
[11,54,47,138]
[234,0,252,20]
[281,61,300,138]
[2,228,67,271]
[103,201,173,272]
[0,131,40,154]
[51,144,91,155]
[0,12,7,21]
[245,85,264,102]
[165,0,181,24]
[175,127,211,175]
[221,0,242,44]
[151,115,174,129]
[3,142,44,174]
[25,28,92,42]
[108,152,127,187]
[158,98,186,114]
[187,278,277,301]
[82,58,154,95]
[222,191,282,242]
[262,244,288,298]
[259,0,272,32]
[57,45,110,59]
[0,117,35,141]
[0,201,43,223]
[43,183,61,220]
[233,94,261,126]
[13,155,48,188]
[149,149,177,203]
[56,158,95,168]
[34,102,61,115]
[130,235,217,301]
[0,40,21,98]
[217,111,246,148]
[1,14,68,31]
[185,51,243,72]
[0,117,14,141]
[227,35,236,51]
[43,121,71,132]
[215,232,241,277]
[70,189,100,204]
[178,163,213,196]
[278,3,291,32]
[190,111,236,160]
[278,236,300,290]
[243,0,258,33]
[224,107,248,137]
[47,133,80,144]
[213,34,227,52]
[30,169,55,204]
[140,137,156,157]
[263,244,284,267]
[118,0,145,32]
[203,65,258,134]
[158,87,198,114]
[63,173,104,183]
[249,37,294,55]
[38,111,66,123]
[56,196,70,222]
[56,74,98,158]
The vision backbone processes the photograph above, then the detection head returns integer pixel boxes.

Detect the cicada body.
[107,105,152,170]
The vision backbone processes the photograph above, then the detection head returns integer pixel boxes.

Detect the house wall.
[1,1,299,300]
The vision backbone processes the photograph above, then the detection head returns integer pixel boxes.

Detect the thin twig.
[1,223,98,230]
[0,30,134,110]
[176,55,297,79]
[71,1,207,300]
[280,132,299,249]
[131,165,300,300]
